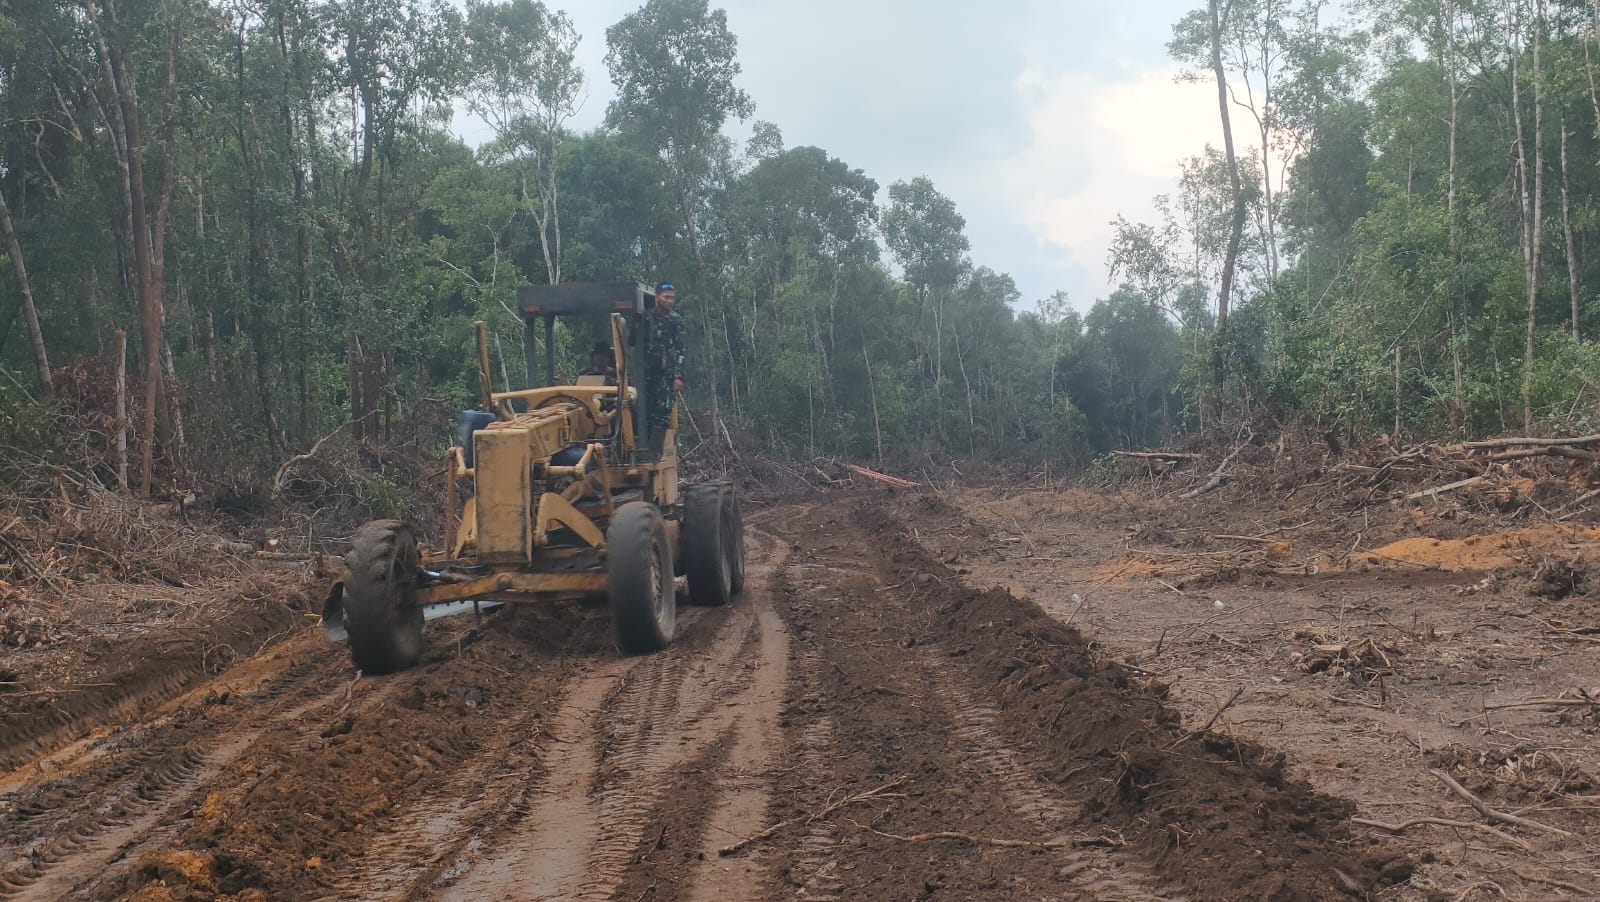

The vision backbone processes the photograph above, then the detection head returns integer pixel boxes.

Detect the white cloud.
[1000,67,1226,308]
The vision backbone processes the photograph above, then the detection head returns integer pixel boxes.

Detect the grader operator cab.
[324,281,746,674]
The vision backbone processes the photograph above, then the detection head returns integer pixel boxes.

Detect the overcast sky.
[457,0,1228,313]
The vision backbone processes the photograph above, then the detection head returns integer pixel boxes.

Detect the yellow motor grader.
[324,281,745,674]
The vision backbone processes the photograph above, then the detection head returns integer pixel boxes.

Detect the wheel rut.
[430,530,790,902]
[0,637,350,901]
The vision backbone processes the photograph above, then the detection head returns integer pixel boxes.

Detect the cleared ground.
[3,477,1596,901]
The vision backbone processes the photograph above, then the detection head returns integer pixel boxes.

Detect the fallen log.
[846,464,919,488]
[1483,446,1600,463]
[1482,696,1600,711]
[1112,450,1199,461]
[1402,475,1484,501]
[1458,433,1600,450]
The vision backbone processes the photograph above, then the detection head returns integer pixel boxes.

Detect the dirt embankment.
[919,436,1600,899]
[785,501,1406,900]
[0,575,319,775]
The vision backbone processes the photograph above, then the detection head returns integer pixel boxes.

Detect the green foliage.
[1525,332,1600,432]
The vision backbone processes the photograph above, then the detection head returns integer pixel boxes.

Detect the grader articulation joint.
[323,281,745,674]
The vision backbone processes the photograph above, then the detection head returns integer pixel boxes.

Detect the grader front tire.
[343,520,425,675]
[608,502,677,654]
[683,485,732,607]
[720,483,746,595]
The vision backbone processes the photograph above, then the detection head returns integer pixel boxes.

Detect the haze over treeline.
[0,0,1596,494]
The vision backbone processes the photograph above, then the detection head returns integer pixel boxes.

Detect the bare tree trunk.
[276,7,314,440]
[1249,0,1279,280]
[349,332,365,443]
[954,329,977,456]
[1590,2,1600,136]
[206,310,218,384]
[1447,0,1466,427]
[550,160,562,285]
[115,328,128,491]
[1512,7,1533,428]
[1209,0,1247,390]
[90,0,179,496]
[236,20,284,461]
[0,184,52,395]
[860,323,885,468]
[1451,312,1465,431]
[1393,344,1402,439]
[161,339,187,473]
[1560,120,1580,341]
[361,341,381,445]
[1522,0,1546,430]
[349,60,379,449]
[680,190,733,460]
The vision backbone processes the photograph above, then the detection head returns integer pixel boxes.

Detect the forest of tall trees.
[0,0,1595,496]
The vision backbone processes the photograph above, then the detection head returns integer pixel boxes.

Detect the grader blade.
[322,581,499,646]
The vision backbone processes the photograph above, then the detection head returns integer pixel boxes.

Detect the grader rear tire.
[683,485,732,607]
[720,483,746,595]
[344,520,424,675]
[609,502,676,654]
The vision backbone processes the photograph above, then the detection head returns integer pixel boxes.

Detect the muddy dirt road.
[4,492,1517,901]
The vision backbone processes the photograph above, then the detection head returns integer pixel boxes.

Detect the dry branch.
[1557,487,1600,520]
[1430,769,1572,838]
[1507,869,1600,898]
[1351,816,1535,852]
[1482,697,1600,712]
[1165,685,1245,750]
[717,777,906,856]
[852,825,1085,851]
[1179,435,1251,500]
[1403,476,1484,501]
[271,421,352,497]
[1113,451,1199,461]
[1209,534,1279,545]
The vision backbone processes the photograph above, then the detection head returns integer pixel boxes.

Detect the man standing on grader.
[643,281,686,457]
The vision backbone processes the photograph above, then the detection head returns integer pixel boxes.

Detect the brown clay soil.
[4,466,1599,901]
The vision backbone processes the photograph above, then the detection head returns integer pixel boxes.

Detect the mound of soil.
[0,575,318,772]
[860,504,1411,899]
[117,602,605,900]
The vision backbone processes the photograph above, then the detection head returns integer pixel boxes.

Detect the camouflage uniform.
[644,306,686,438]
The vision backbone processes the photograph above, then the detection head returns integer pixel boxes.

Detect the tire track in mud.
[771,647,844,902]
[678,532,791,901]
[1,621,501,901]
[430,531,790,902]
[311,658,590,900]
[0,637,353,901]
[0,579,316,777]
[431,614,723,901]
